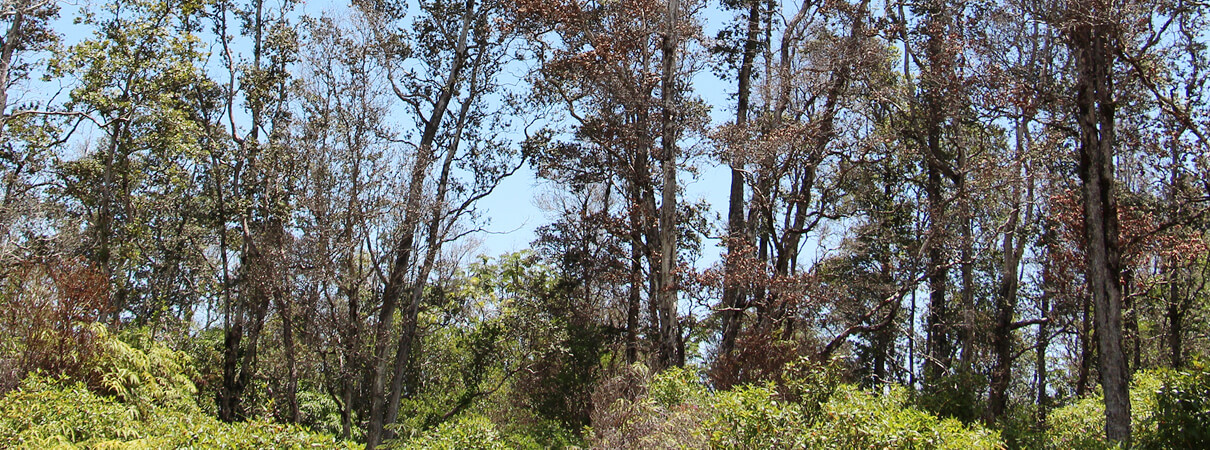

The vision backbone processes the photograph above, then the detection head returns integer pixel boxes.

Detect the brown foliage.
[708,329,804,390]
[588,364,708,449]
[0,258,110,392]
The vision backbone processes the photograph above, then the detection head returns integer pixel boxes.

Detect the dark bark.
[383,37,487,431]
[718,0,762,362]
[986,119,1034,423]
[1167,291,1183,368]
[1035,286,1051,426]
[986,191,1027,423]
[1071,12,1130,443]
[655,0,681,370]
[1077,292,1093,397]
[365,2,476,446]
[920,5,954,385]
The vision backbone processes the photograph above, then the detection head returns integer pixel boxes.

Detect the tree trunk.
[920,6,953,385]
[654,0,681,370]
[1077,292,1092,397]
[365,3,476,447]
[1035,287,1051,426]
[1071,14,1130,443]
[718,0,762,362]
[986,198,1024,423]
[1167,293,1183,368]
[627,241,642,364]
[383,59,482,432]
[0,1,27,139]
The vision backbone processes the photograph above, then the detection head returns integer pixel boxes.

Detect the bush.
[705,384,810,448]
[1039,365,1210,449]
[0,375,355,449]
[394,414,509,450]
[1150,362,1210,448]
[587,364,712,449]
[0,374,139,447]
[93,326,200,417]
[805,385,1004,450]
[586,361,1004,449]
[0,323,355,449]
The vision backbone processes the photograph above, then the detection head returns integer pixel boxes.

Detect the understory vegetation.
[2,317,1209,448]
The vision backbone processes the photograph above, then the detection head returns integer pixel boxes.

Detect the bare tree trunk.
[1077,292,1092,397]
[920,5,953,384]
[0,0,28,139]
[986,118,1034,423]
[1035,286,1051,426]
[1166,289,1183,368]
[627,241,642,364]
[1071,13,1130,443]
[923,161,950,383]
[718,0,762,362]
[383,46,486,432]
[365,3,476,446]
[654,0,682,370]
[274,256,300,422]
[986,192,1026,423]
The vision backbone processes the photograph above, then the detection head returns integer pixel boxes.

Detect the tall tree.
[1063,0,1130,441]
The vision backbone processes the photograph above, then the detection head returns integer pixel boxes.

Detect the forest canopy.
[1,0,1208,448]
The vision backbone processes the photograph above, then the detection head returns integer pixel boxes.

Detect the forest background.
[1,0,1209,448]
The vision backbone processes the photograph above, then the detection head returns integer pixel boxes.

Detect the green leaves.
[0,374,140,448]
[589,363,1005,449]
[0,325,355,449]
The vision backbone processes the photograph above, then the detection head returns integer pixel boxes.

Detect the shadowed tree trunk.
[1070,6,1130,442]
[718,0,762,362]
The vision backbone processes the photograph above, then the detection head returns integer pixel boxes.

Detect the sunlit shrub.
[705,384,810,448]
[805,384,1004,450]
[0,374,354,449]
[93,326,200,418]
[0,374,138,447]
[0,323,354,449]
[391,414,508,450]
[587,361,1003,449]
[1041,364,1210,449]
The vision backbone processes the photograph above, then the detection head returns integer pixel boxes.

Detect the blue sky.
[42,0,739,266]
[475,1,737,266]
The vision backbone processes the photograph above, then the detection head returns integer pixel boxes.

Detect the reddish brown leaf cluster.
[0,258,111,392]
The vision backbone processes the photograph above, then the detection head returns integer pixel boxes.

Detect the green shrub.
[1150,362,1210,448]
[0,375,355,449]
[649,366,706,408]
[0,323,355,449]
[705,384,810,448]
[587,362,1004,450]
[93,326,200,417]
[0,374,355,449]
[1037,366,1210,449]
[917,367,988,424]
[0,375,139,448]
[805,384,1004,450]
[1043,395,1117,449]
[396,414,509,450]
